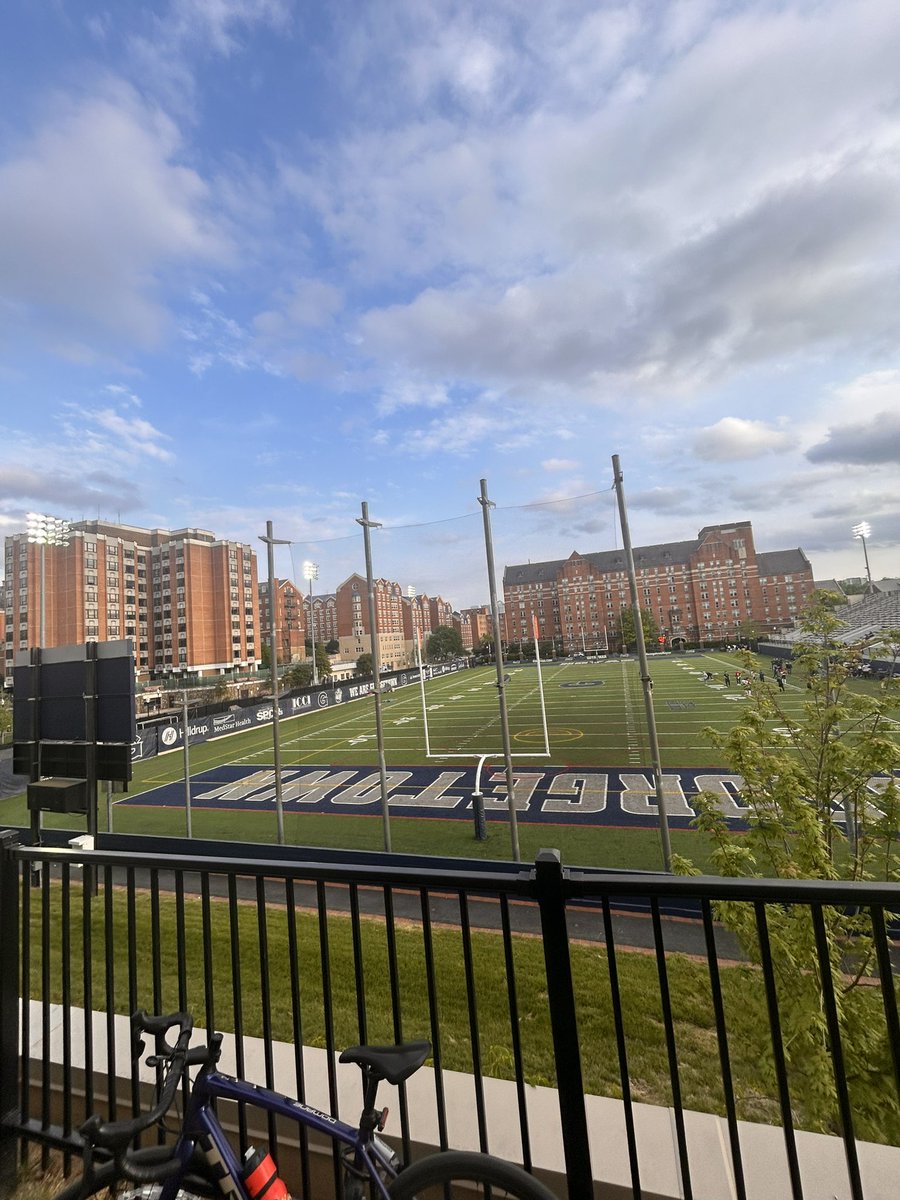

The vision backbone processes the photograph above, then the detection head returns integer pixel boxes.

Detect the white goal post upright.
[416,643,552,759]
[414,629,432,758]
[532,616,551,757]
[416,674,552,760]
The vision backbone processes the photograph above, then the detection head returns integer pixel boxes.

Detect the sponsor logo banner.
[134,662,468,757]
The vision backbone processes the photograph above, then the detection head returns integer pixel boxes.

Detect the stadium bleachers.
[765,588,900,650]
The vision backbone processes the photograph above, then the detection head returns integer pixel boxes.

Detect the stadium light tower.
[26,512,70,648]
[303,561,320,685]
[852,522,874,594]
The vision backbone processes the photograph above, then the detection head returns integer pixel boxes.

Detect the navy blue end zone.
[121,764,896,827]
[123,764,759,827]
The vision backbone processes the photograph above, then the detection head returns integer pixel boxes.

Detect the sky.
[1,0,899,608]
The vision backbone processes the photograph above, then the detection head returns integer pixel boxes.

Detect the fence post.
[0,830,21,1196]
[533,848,593,1199]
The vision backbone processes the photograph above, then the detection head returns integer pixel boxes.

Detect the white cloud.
[0,85,229,353]
[253,279,344,335]
[282,0,900,401]
[628,487,695,514]
[126,0,292,109]
[399,403,545,456]
[807,410,900,465]
[376,380,451,416]
[541,458,581,471]
[62,403,175,464]
[104,384,143,407]
[692,417,793,461]
[0,464,141,514]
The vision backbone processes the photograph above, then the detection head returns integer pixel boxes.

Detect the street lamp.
[26,512,70,648]
[303,561,319,686]
[852,522,874,594]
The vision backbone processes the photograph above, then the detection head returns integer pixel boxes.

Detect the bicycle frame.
[160,1066,399,1200]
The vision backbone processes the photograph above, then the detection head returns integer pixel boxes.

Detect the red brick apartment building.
[3,521,259,682]
[503,521,814,652]
[310,594,338,646]
[458,605,493,650]
[258,578,307,662]
[402,593,455,647]
[259,581,339,663]
[336,574,409,668]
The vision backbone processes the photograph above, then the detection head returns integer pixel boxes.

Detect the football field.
[132,652,811,788]
[4,651,896,867]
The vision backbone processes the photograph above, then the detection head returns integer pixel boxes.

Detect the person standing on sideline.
[777,674,786,692]
[724,672,731,687]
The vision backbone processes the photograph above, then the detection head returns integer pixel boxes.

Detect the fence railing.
[1,830,899,1200]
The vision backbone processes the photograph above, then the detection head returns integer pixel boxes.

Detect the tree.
[426,625,463,662]
[474,634,494,658]
[325,639,340,654]
[676,594,900,1138]
[282,645,331,689]
[260,644,271,669]
[282,663,313,689]
[354,652,373,677]
[314,644,332,679]
[0,694,11,743]
[618,607,659,651]
[737,618,761,644]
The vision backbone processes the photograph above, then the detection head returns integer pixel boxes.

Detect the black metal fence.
[1,830,899,1200]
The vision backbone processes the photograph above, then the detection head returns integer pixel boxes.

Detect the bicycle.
[56,1010,558,1200]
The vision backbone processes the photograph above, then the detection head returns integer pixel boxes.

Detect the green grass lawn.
[25,881,899,1147]
[2,652,896,871]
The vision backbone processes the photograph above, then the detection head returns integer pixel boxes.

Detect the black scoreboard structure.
[12,639,136,847]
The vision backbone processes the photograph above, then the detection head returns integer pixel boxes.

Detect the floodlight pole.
[612,455,673,872]
[852,522,874,594]
[27,513,71,651]
[478,478,521,863]
[39,543,46,649]
[259,520,291,845]
[357,502,393,853]
[303,560,320,685]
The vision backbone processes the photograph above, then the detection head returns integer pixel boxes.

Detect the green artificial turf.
[2,653,895,872]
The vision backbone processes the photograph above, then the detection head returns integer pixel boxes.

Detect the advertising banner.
[133,661,468,759]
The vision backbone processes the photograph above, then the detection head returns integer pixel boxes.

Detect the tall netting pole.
[358,501,393,853]
[478,478,521,863]
[259,519,290,845]
[611,455,672,872]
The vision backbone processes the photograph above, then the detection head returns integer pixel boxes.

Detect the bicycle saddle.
[339,1040,431,1084]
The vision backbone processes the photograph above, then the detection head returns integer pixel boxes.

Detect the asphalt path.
[114,867,747,962]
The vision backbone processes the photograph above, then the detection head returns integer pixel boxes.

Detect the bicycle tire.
[387,1150,557,1200]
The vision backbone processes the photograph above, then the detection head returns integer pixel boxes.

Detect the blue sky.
[2,0,899,608]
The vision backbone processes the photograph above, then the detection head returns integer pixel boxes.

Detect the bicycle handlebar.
[79,1012,196,1167]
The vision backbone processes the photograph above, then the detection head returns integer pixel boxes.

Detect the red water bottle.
[241,1146,290,1200]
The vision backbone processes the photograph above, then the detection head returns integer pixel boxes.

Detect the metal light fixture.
[26,512,70,648]
[852,522,874,594]
[303,561,320,685]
